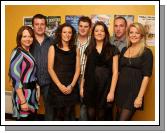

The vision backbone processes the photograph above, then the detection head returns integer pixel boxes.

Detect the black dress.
[48,45,79,108]
[115,47,153,111]
[83,44,119,108]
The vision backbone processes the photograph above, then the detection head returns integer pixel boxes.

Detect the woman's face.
[61,26,72,43]
[129,26,142,45]
[21,29,33,49]
[94,25,105,41]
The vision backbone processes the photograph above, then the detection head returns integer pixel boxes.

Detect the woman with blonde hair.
[115,22,153,121]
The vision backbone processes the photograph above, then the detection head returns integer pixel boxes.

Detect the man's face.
[33,18,46,36]
[78,21,90,37]
[114,18,126,39]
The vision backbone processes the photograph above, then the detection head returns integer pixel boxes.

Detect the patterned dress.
[9,47,38,119]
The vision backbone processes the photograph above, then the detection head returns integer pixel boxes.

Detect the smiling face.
[94,25,105,42]
[129,26,142,45]
[61,26,72,44]
[78,21,90,37]
[21,29,33,50]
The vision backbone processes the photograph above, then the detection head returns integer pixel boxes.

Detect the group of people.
[9,14,153,121]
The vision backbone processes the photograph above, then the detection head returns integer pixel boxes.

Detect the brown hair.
[85,21,112,59]
[114,16,127,27]
[32,14,47,26]
[78,16,92,28]
[54,23,76,49]
[16,25,35,48]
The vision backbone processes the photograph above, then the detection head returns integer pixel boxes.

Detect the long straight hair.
[85,21,111,58]
[126,22,146,56]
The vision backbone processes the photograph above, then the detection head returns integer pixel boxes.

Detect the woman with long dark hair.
[47,23,80,120]
[80,21,119,120]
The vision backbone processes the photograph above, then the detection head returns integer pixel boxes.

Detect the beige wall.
[5,5,155,120]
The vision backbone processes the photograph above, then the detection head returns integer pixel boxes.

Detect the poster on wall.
[91,14,112,28]
[46,16,61,37]
[23,16,61,37]
[114,15,134,28]
[138,15,155,46]
[23,16,33,28]
[65,15,81,32]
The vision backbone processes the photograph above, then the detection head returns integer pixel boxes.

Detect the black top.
[83,44,119,108]
[115,47,153,111]
[48,44,79,108]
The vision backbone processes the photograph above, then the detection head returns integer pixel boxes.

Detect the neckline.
[123,55,140,59]
[56,45,72,53]
[78,36,90,46]
[123,47,142,59]
[18,47,30,53]
[113,35,126,42]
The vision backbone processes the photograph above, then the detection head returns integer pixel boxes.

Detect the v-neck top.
[83,44,119,108]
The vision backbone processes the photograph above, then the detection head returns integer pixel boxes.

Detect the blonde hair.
[126,22,146,57]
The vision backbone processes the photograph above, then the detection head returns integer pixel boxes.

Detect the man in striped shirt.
[75,16,92,121]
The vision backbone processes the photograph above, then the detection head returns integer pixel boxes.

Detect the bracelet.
[36,85,40,89]
[69,84,73,89]
[20,101,27,105]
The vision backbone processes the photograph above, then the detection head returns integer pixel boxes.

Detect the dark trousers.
[79,98,88,121]
[40,84,54,121]
[78,75,88,121]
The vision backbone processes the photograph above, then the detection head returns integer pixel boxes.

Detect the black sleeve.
[120,47,127,57]
[118,47,127,72]
[141,48,153,77]
[112,45,120,56]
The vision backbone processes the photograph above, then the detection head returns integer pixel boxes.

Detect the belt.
[22,81,36,89]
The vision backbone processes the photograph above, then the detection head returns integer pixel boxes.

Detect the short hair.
[78,16,92,27]
[16,26,35,48]
[114,16,127,27]
[32,14,47,26]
